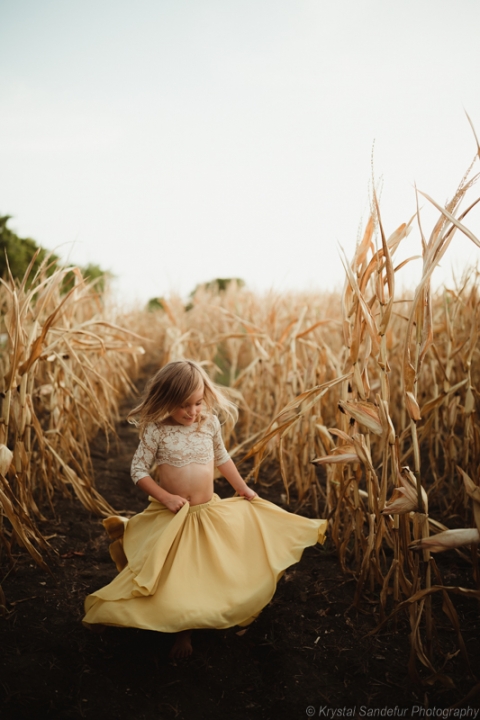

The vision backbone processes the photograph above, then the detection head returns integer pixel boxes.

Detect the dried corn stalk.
[0,259,146,571]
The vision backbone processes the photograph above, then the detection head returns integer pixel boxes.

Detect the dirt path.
[1,371,479,719]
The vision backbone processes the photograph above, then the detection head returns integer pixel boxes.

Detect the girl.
[83,359,327,659]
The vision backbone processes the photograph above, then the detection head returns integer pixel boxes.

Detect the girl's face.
[169,384,204,426]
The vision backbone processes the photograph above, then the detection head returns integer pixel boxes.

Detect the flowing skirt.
[83,493,328,633]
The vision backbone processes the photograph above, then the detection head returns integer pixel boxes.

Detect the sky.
[1,0,480,305]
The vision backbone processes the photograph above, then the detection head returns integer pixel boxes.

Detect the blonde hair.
[128,359,238,436]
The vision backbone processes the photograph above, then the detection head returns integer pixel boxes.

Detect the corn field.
[0,260,146,571]
[1,156,480,684]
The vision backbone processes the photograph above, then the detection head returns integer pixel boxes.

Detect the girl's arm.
[136,475,188,513]
[217,459,257,500]
[212,417,256,500]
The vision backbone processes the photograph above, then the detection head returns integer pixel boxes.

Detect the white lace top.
[130,414,231,484]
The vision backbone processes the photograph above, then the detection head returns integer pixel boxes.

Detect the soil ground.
[1,370,479,720]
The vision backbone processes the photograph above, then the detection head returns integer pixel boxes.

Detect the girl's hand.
[163,494,189,513]
[240,487,258,501]
[217,459,259,500]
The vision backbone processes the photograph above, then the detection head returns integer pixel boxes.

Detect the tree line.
[0,215,107,290]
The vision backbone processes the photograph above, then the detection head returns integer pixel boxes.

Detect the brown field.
[1,159,480,716]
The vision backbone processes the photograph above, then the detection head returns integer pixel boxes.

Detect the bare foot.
[169,630,193,659]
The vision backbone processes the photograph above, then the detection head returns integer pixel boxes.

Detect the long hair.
[127,359,238,436]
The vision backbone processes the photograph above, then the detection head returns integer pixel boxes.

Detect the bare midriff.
[156,460,215,506]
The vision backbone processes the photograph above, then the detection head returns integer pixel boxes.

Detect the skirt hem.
[83,494,328,633]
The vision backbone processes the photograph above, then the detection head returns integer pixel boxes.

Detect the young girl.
[83,359,328,658]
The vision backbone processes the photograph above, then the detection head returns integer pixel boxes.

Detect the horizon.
[1,0,479,304]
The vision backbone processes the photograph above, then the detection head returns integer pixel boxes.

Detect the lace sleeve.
[131,423,159,484]
[212,416,230,467]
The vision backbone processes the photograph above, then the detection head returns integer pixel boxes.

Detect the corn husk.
[410,528,479,553]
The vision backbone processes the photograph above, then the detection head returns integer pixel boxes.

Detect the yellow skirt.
[83,494,328,633]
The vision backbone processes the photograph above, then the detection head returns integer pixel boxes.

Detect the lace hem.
[155,458,215,468]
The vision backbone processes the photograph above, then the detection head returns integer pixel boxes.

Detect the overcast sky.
[1,0,479,305]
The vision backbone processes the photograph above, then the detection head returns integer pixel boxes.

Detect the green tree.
[189,277,245,297]
[0,215,109,291]
[62,263,111,294]
[0,215,59,284]
[146,297,165,312]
